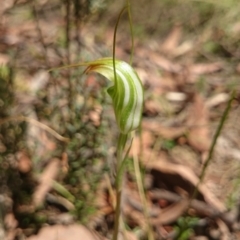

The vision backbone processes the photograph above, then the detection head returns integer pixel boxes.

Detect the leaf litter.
[1,0,240,239]
[33,158,60,208]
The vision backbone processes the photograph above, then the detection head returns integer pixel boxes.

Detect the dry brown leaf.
[125,189,160,218]
[205,93,229,108]
[151,52,182,73]
[151,199,189,225]
[159,74,178,91]
[85,75,101,89]
[24,111,57,161]
[144,160,226,212]
[144,99,163,116]
[136,47,181,73]
[89,105,102,127]
[170,145,200,171]
[27,224,107,240]
[40,131,57,151]
[0,54,9,65]
[88,206,113,230]
[142,119,186,139]
[130,130,153,152]
[190,62,223,75]
[185,62,223,83]
[5,22,37,45]
[172,40,194,57]
[4,213,18,230]
[60,152,69,175]
[124,201,146,228]
[187,94,211,152]
[161,25,182,55]
[122,231,139,240]
[16,151,32,173]
[166,92,187,102]
[0,0,14,15]
[236,63,240,73]
[129,130,154,159]
[30,71,49,95]
[139,67,176,92]
[216,219,231,240]
[33,158,60,207]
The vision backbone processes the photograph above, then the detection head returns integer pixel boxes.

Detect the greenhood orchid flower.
[84,58,143,134]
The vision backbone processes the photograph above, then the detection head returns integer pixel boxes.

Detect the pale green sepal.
[85,58,143,134]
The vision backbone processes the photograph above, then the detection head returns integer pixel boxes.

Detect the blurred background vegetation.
[0,0,240,238]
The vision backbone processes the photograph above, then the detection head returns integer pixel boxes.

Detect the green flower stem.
[113,132,128,240]
[133,152,154,240]
[113,189,122,240]
[116,133,128,171]
[126,1,134,65]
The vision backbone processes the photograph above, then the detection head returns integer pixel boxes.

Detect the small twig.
[124,187,236,227]
[151,190,217,217]
[149,189,234,226]
[0,116,69,142]
[191,90,236,200]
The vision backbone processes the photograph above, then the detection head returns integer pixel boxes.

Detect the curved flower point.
[85,58,143,134]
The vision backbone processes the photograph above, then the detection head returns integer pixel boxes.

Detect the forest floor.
[1,0,240,239]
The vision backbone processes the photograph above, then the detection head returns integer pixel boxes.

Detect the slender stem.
[133,147,154,240]
[113,7,127,86]
[112,10,128,238]
[113,133,128,240]
[191,90,236,200]
[126,0,134,65]
[112,5,135,240]
[116,133,128,169]
[113,190,122,240]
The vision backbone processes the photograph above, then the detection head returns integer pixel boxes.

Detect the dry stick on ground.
[125,188,235,228]
[149,189,235,226]
[0,116,69,142]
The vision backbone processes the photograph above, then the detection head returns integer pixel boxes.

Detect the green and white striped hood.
[85,58,143,134]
